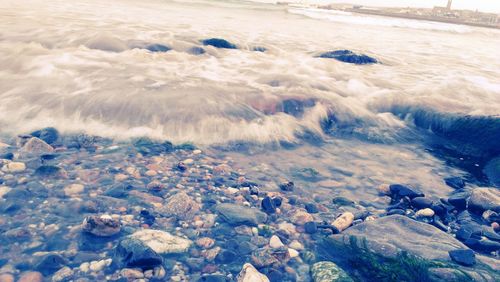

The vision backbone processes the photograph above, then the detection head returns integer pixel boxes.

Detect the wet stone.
[411,197,432,209]
[468,188,500,213]
[145,44,171,52]
[237,263,269,282]
[198,274,229,282]
[449,249,476,266]
[160,191,200,220]
[0,153,14,160]
[188,46,206,55]
[18,271,43,282]
[444,177,466,190]
[201,38,237,49]
[214,250,237,264]
[82,214,121,237]
[310,261,353,282]
[34,253,67,276]
[318,50,377,65]
[262,196,276,214]
[30,127,59,145]
[448,192,469,210]
[115,237,163,269]
[305,221,318,234]
[389,184,424,199]
[279,181,294,191]
[34,165,65,178]
[332,197,355,207]
[19,137,54,156]
[130,229,192,254]
[305,203,319,213]
[251,247,290,268]
[216,203,268,226]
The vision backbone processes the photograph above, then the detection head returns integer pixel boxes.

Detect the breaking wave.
[0,0,499,149]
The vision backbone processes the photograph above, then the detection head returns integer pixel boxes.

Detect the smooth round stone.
[305,203,319,214]
[18,272,43,282]
[416,208,435,218]
[411,197,432,209]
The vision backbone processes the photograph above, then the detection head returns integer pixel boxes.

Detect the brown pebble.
[0,274,14,282]
[18,271,43,282]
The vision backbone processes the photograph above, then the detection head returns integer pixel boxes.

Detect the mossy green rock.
[311,261,353,282]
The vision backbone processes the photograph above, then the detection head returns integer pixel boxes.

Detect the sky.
[258,1,500,13]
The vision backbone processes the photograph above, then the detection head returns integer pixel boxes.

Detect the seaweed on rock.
[316,236,496,282]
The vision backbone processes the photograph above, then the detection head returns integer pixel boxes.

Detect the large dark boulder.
[30,127,59,145]
[324,215,499,277]
[145,44,171,52]
[201,38,237,49]
[318,50,377,65]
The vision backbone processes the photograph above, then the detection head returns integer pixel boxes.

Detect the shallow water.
[0,0,499,281]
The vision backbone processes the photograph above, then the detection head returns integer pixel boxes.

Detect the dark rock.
[279,181,294,192]
[34,165,65,178]
[145,44,171,52]
[140,210,156,226]
[261,196,276,214]
[430,202,447,216]
[389,184,424,199]
[332,197,355,206]
[318,50,377,65]
[30,127,59,145]
[201,38,237,49]
[253,46,267,52]
[304,221,318,234]
[176,162,187,172]
[197,275,228,282]
[114,237,163,269]
[35,253,67,275]
[444,177,466,190]
[133,138,173,156]
[448,193,468,210]
[411,197,433,209]
[464,238,500,253]
[0,153,13,160]
[215,250,237,264]
[272,197,282,208]
[305,203,319,214]
[449,249,476,266]
[188,46,206,55]
[215,203,267,226]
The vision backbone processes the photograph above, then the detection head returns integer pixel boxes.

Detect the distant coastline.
[344,8,500,30]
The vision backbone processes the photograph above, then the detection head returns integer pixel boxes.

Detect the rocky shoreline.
[0,128,498,282]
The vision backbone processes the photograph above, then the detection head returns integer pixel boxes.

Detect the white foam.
[0,0,499,145]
